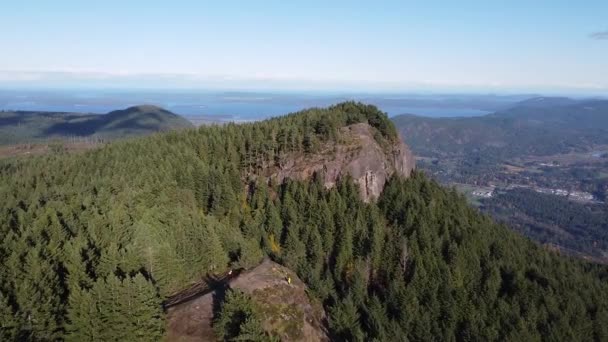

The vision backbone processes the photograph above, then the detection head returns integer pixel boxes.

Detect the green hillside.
[392,97,608,263]
[392,98,608,159]
[1,102,607,340]
[0,105,193,145]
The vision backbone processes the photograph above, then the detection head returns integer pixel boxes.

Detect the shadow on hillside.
[103,111,168,129]
[0,111,63,127]
[42,111,169,137]
[42,117,104,136]
[0,115,23,127]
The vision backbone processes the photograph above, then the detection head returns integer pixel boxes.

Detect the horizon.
[2,1,608,95]
[1,88,604,121]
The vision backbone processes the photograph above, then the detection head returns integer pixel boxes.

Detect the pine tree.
[65,287,103,341]
[328,295,364,341]
[129,274,164,341]
[13,248,64,340]
[0,290,18,340]
[264,201,283,245]
[214,290,262,341]
[237,238,264,269]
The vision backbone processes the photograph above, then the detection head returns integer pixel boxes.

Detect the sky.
[1,0,607,94]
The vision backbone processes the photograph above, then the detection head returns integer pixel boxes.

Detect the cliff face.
[266,123,415,202]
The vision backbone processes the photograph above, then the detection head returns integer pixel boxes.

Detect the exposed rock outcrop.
[229,259,328,341]
[266,123,415,202]
[165,259,328,341]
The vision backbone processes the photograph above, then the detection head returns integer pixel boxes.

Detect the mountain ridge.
[392,97,608,159]
[391,96,608,264]
[0,104,193,145]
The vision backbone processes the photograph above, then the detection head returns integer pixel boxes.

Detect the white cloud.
[0,69,606,94]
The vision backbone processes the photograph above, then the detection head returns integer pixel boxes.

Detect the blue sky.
[1,0,607,93]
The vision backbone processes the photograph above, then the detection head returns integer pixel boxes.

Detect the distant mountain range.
[0,105,193,145]
[392,97,608,159]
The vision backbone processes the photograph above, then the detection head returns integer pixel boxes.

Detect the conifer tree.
[0,290,18,340]
[65,287,103,342]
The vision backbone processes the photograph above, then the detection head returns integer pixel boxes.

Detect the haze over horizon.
[2,1,608,95]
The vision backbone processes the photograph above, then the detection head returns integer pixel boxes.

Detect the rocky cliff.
[264,122,415,202]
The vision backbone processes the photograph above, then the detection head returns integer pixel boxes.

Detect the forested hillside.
[1,102,608,341]
[392,98,608,159]
[392,97,608,264]
[482,188,608,261]
[0,105,193,145]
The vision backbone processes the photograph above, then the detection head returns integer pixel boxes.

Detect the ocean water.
[0,90,499,122]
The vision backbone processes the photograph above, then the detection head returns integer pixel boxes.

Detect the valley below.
[418,150,608,263]
[394,97,608,264]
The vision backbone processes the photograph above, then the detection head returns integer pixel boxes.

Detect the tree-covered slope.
[0,105,193,145]
[1,102,607,341]
[392,98,608,159]
[482,188,608,261]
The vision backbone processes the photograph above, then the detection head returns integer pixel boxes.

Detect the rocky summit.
[263,122,415,202]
